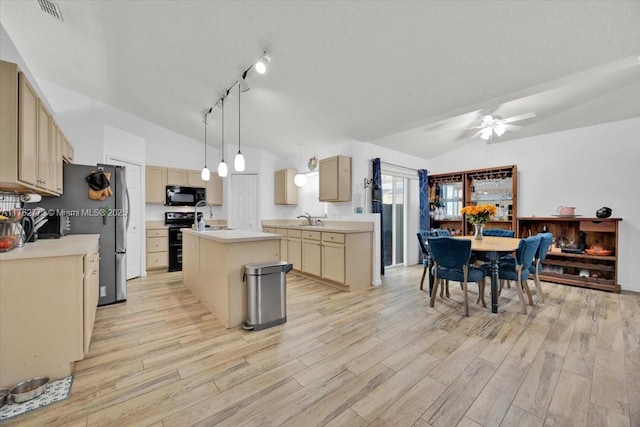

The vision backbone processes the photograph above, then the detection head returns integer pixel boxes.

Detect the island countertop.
[182,228,283,243]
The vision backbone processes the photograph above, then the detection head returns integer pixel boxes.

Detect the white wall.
[429,118,640,292]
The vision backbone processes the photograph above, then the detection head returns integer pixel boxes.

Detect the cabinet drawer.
[262,227,276,234]
[288,229,302,238]
[276,228,289,236]
[579,221,615,233]
[322,232,345,244]
[302,230,321,240]
[147,236,168,252]
[146,228,168,238]
[147,252,168,268]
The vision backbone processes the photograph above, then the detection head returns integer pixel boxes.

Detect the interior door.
[107,156,142,279]
[229,173,258,230]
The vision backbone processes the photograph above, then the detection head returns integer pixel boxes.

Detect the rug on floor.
[0,376,73,421]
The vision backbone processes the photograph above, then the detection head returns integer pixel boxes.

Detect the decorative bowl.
[9,376,49,403]
[585,248,612,256]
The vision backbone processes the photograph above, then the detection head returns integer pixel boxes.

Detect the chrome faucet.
[296,212,312,225]
[194,200,207,229]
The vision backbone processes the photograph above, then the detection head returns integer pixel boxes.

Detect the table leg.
[490,251,499,313]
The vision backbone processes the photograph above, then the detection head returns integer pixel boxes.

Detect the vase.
[473,223,484,240]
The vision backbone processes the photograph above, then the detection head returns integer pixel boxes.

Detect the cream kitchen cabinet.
[321,232,346,284]
[187,169,223,206]
[276,228,289,262]
[167,168,188,185]
[287,229,302,271]
[0,60,64,196]
[145,165,167,204]
[301,230,322,276]
[146,227,168,269]
[0,235,100,389]
[274,169,298,205]
[63,136,74,163]
[319,155,351,202]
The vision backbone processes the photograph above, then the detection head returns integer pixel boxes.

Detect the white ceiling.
[1,1,639,160]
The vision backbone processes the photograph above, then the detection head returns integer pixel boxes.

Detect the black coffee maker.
[578,231,587,251]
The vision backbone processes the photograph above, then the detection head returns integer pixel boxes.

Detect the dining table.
[455,235,521,313]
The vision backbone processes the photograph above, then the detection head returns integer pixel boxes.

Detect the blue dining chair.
[497,235,541,314]
[482,228,515,238]
[502,232,552,303]
[427,237,486,316]
[417,229,451,291]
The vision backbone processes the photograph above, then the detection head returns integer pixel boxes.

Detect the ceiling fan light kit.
[471,111,536,141]
[201,50,270,176]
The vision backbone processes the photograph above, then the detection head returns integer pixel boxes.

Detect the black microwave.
[37,212,71,239]
[165,186,206,206]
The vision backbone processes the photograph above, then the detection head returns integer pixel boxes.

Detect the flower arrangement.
[460,204,497,224]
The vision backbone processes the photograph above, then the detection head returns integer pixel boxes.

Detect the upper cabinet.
[319,155,351,202]
[0,60,68,196]
[145,165,223,205]
[274,168,298,205]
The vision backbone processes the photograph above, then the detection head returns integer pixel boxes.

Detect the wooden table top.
[454,235,521,252]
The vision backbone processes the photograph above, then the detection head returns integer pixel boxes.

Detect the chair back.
[482,228,515,238]
[433,229,451,236]
[417,230,446,256]
[536,232,553,262]
[427,237,472,269]
[515,235,542,270]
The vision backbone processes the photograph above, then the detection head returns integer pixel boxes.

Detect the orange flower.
[460,204,497,224]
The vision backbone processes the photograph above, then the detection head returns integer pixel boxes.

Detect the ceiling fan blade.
[502,112,536,124]
[470,129,484,139]
[502,124,522,132]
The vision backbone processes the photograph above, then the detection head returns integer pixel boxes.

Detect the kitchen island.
[181,229,282,328]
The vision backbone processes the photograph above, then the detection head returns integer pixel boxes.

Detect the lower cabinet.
[0,237,100,389]
[302,230,322,276]
[146,227,168,270]
[322,241,346,284]
[287,230,302,271]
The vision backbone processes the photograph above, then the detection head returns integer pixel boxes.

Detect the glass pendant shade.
[294,172,307,187]
[217,160,228,177]
[201,167,210,181]
[234,152,245,172]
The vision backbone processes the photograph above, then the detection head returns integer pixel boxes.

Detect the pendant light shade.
[235,83,245,172]
[217,98,228,177]
[201,114,210,181]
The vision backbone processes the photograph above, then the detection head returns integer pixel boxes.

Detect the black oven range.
[165,211,201,272]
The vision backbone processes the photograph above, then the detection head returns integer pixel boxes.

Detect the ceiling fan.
[467,112,537,141]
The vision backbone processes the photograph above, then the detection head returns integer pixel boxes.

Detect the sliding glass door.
[382,174,404,267]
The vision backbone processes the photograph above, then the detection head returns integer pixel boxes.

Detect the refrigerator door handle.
[125,187,131,232]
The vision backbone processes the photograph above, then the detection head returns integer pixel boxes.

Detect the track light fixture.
[202,50,270,176]
[201,111,211,181]
[217,99,228,177]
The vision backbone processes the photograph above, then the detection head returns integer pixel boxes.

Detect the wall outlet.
[100,286,106,297]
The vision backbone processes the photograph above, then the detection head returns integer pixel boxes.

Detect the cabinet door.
[274,169,298,205]
[187,170,202,186]
[288,238,302,271]
[322,241,345,284]
[167,168,187,185]
[302,239,322,276]
[319,156,338,201]
[83,251,99,354]
[37,101,53,191]
[206,173,223,206]
[53,124,63,194]
[276,229,288,262]
[146,166,167,204]
[18,72,38,187]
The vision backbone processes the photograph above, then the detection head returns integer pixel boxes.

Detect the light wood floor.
[7,266,639,426]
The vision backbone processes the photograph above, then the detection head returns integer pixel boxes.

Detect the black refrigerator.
[38,163,129,306]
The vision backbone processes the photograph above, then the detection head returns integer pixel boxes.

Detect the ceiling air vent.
[38,0,63,21]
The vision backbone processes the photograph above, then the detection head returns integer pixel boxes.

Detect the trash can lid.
[244,261,292,275]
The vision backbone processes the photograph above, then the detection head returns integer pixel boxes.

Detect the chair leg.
[476,278,486,308]
[463,280,469,317]
[514,278,528,315]
[430,277,439,308]
[533,271,545,303]
[445,280,450,297]
[420,266,427,291]
[523,279,534,306]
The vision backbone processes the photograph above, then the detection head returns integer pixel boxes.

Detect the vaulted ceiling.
[1,1,639,160]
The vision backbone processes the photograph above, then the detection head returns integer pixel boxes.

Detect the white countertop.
[182,228,283,243]
[261,222,373,234]
[0,234,100,261]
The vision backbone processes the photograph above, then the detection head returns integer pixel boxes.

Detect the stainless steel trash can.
[242,261,293,331]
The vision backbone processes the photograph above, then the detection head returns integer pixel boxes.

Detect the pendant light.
[217,98,228,177]
[234,83,245,172]
[201,113,210,181]
[294,144,307,187]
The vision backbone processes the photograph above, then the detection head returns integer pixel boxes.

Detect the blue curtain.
[418,169,429,231]
[372,158,384,275]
